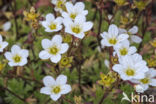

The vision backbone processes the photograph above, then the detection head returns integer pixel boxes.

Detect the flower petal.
[130,35,142,43]
[61,84,71,94]
[83,22,93,32]
[50,94,61,101]
[50,54,61,63]
[149,79,156,86]
[51,35,62,44]
[39,50,51,59]
[128,26,138,34]
[4,52,12,61]
[46,13,54,22]
[56,74,67,85]
[117,34,129,42]
[65,2,73,13]
[42,39,52,49]
[11,45,21,54]
[108,24,119,36]
[43,76,55,87]
[128,46,137,55]
[59,43,69,54]
[19,58,27,66]
[40,87,52,95]
[20,49,29,57]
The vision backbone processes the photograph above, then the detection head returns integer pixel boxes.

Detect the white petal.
[39,50,51,59]
[117,34,129,42]
[61,84,71,94]
[100,32,108,39]
[50,54,61,63]
[75,15,86,23]
[20,49,29,57]
[149,79,156,86]
[19,58,27,66]
[128,46,137,55]
[51,35,62,44]
[50,94,61,101]
[148,68,156,78]
[40,87,52,95]
[56,74,67,85]
[73,33,85,39]
[108,24,118,36]
[4,52,12,61]
[132,53,142,63]
[118,28,127,34]
[112,64,123,73]
[46,13,54,22]
[42,39,52,49]
[8,62,18,67]
[3,21,11,31]
[83,22,93,32]
[75,2,85,12]
[0,35,2,41]
[1,42,8,49]
[43,76,55,87]
[65,2,73,13]
[130,35,142,43]
[11,45,21,54]
[59,43,69,54]
[55,17,63,24]
[128,26,138,34]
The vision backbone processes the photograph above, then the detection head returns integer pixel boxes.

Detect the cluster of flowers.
[101,24,156,93]
[0,0,93,101]
[40,0,93,101]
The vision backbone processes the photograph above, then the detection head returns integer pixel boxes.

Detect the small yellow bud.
[23,7,40,22]
[98,72,116,87]
[114,0,126,6]
[150,39,156,48]
[74,96,82,104]
[63,35,73,43]
[59,56,73,68]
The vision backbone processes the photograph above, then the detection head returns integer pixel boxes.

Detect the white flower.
[41,13,63,32]
[0,35,8,52]
[134,84,147,93]
[4,45,29,67]
[114,40,137,57]
[40,74,71,101]
[62,2,88,20]
[113,53,149,80]
[51,0,66,13]
[3,21,11,31]
[63,16,93,39]
[39,35,69,63]
[131,68,156,90]
[119,26,142,43]
[101,24,129,48]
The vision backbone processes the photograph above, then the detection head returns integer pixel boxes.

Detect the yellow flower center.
[48,46,59,55]
[120,48,128,56]
[70,13,77,19]
[125,68,135,76]
[140,78,149,84]
[49,23,56,30]
[72,26,81,34]
[109,38,117,45]
[13,55,21,63]
[52,86,61,94]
